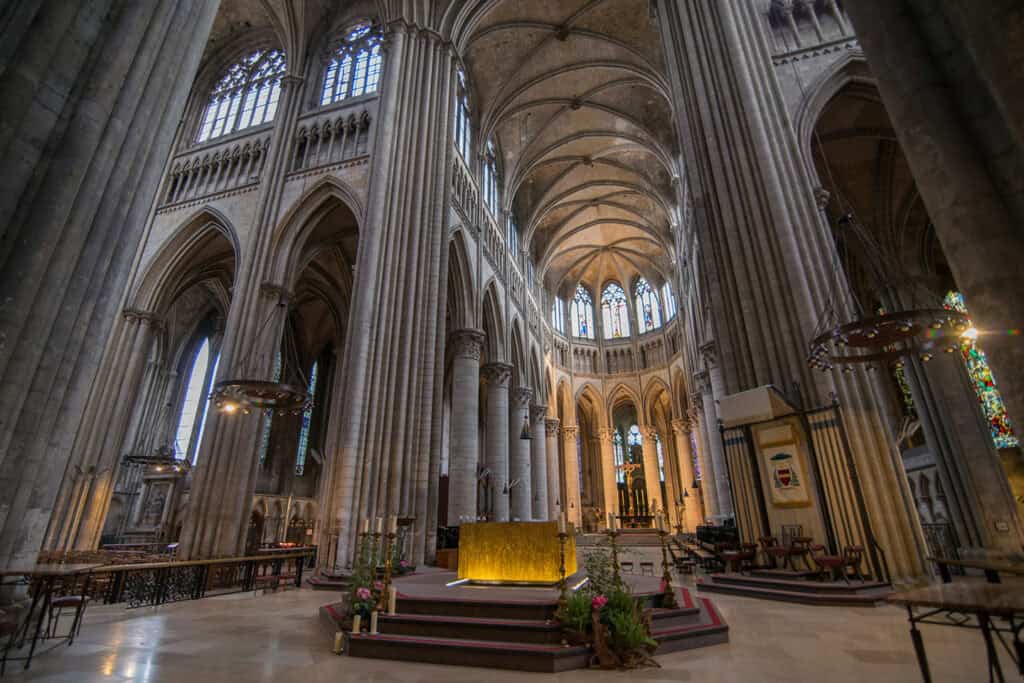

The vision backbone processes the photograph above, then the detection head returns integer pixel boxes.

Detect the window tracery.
[552,297,566,334]
[571,284,595,339]
[197,49,286,143]
[634,277,662,332]
[174,338,219,464]
[484,139,499,216]
[294,361,319,475]
[613,429,626,484]
[320,23,383,106]
[662,282,677,320]
[601,282,631,339]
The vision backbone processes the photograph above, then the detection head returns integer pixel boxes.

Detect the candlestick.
[369,610,379,634]
[351,614,361,634]
[388,514,397,534]
[657,524,679,609]
[361,518,370,534]
[558,512,566,535]
[333,631,344,654]
[375,517,383,534]
[388,586,397,615]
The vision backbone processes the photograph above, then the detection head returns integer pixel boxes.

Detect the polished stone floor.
[3,575,1014,682]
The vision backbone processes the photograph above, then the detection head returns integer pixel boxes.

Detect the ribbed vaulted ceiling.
[461,0,678,297]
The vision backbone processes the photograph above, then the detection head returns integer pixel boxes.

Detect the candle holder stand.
[657,527,679,609]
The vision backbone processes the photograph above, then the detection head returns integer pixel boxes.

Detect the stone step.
[395,594,558,621]
[378,612,563,644]
[345,632,590,673]
[710,572,890,595]
[697,577,891,606]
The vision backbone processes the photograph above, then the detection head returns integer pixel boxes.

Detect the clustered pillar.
[482,363,512,521]
[529,405,549,520]
[447,329,484,524]
[508,387,534,521]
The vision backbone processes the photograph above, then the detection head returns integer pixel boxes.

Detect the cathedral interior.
[1,0,1023,681]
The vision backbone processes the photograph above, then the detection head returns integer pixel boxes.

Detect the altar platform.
[322,569,729,672]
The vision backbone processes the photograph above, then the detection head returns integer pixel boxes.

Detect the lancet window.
[483,139,499,216]
[174,338,219,464]
[454,69,472,161]
[602,282,631,339]
[197,49,286,143]
[662,282,677,320]
[634,277,662,332]
[320,23,383,106]
[552,297,566,334]
[613,429,626,484]
[571,284,595,339]
[294,361,319,475]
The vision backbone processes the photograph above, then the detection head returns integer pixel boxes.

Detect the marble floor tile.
[1,577,1015,683]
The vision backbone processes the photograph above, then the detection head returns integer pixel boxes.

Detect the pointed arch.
[481,281,506,363]
[447,229,475,330]
[131,206,239,314]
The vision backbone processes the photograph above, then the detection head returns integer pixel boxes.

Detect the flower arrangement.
[554,548,659,669]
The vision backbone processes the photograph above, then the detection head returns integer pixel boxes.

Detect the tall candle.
[388,586,397,615]
[361,519,369,534]
[369,610,379,634]
[352,614,361,633]
[375,517,383,534]
[333,631,344,654]
[558,512,566,535]
[607,512,613,530]
[388,514,398,535]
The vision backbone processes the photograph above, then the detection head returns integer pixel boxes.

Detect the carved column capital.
[699,340,717,368]
[259,282,293,304]
[481,362,513,387]
[449,328,484,361]
[671,418,690,435]
[530,404,548,424]
[693,370,712,395]
[597,427,617,444]
[545,418,561,436]
[688,391,704,414]
[122,308,162,328]
[641,425,659,441]
[510,386,534,408]
[561,425,579,440]
[814,186,832,210]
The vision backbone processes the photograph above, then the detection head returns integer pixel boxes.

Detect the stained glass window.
[654,433,666,482]
[551,297,566,334]
[944,291,1018,449]
[175,339,211,462]
[571,284,595,339]
[689,431,701,482]
[662,283,677,320]
[601,282,631,339]
[454,69,471,160]
[258,351,282,465]
[506,214,518,256]
[295,361,319,475]
[484,139,499,217]
[613,429,626,484]
[633,277,662,332]
[320,24,383,106]
[198,49,286,143]
[576,432,584,495]
[193,351,220,464]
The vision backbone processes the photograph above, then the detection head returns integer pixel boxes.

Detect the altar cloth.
[457,521,577,584]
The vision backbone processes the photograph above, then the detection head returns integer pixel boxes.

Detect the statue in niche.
[142,484,168,527]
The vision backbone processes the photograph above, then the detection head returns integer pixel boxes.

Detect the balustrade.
[162,131,271,206]
[291,105,373,174]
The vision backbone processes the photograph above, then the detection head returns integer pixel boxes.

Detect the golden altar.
[457,521,577,585]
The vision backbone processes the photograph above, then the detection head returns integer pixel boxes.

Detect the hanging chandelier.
[209,290,312,416]
[808,307,970,372]
[211,379,311,415]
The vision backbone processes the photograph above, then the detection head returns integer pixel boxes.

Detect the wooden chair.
[842,546,867,582]
[759,536,788,569]
[47,595,88,643]
[639,562,655,576]
[810,545,845,582]
[620,561,634,574]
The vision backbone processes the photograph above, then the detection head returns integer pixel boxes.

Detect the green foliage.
[582,547,623,596]
[555,590,594,634]
[606,608,658,652]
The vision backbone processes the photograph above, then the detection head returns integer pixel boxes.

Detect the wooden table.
[889,583,1024,682]
[0,563,102,672]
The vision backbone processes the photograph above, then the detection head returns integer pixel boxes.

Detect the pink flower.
[591,595,608,611]
[399,560,409,568]
[373,581,384,591]
[356,587,372,601]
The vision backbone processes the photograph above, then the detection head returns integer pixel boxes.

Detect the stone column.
[529,405,549,520]
[482,363,512,521]
[447,329,484,525]
[330,21,458,566]
[656,0,926,577]
[640,426,665,519]
[689,398,719,519]
[843,0,1024,431]
[702,343,734,516]
[545,418,562,519]
[597,428,620,522]
[672,418,703,532]
[508,387,534,521]
[0,0,218,569]
[560,425,582,526]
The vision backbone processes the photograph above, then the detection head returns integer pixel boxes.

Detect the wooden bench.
[929,556,1024,584]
